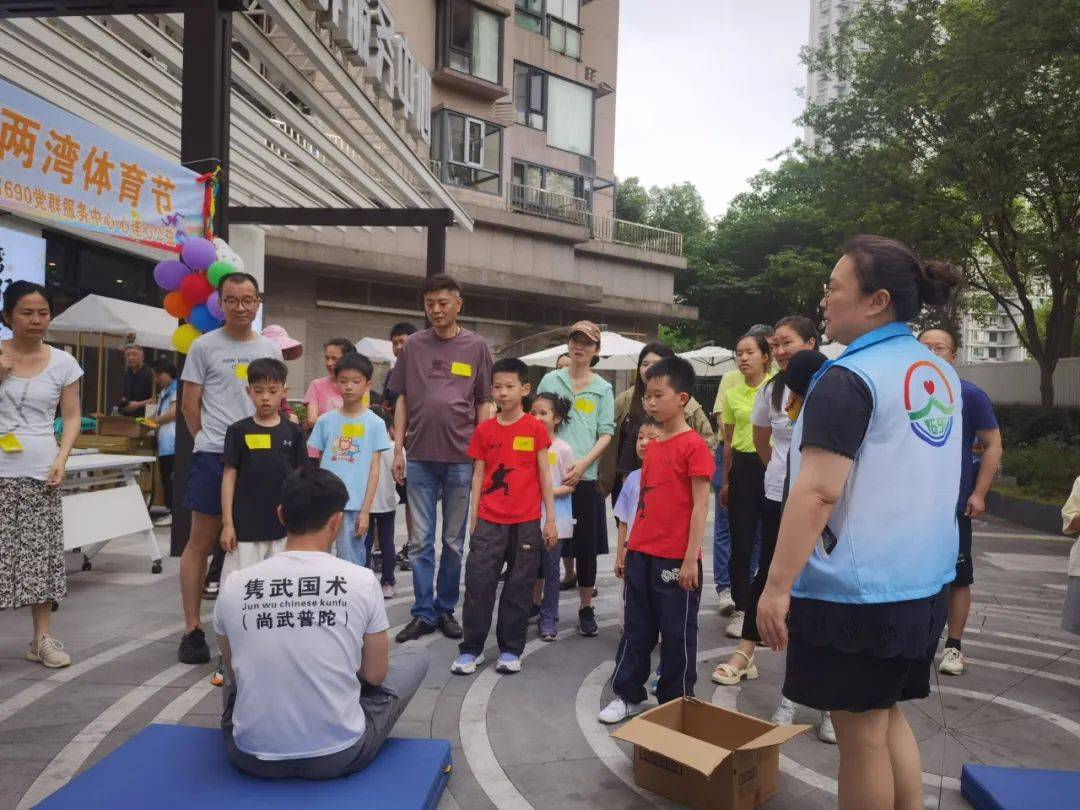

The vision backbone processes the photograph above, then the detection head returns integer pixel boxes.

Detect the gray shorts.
[222,648,430,780]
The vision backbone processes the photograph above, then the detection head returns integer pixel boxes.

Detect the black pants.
[563,481,603,587]
[612,551,702,705]
[364,511,397,585]
[460,518,541,657]
[158,455,174,512]
[728,451,766,612]
[742,498,782,643]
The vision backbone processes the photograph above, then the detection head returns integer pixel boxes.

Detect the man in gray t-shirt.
[177,273,282,666]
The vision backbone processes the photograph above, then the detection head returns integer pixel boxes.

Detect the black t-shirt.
[800,366,874,459]
[222,417,308,541]
[119,365,154,414]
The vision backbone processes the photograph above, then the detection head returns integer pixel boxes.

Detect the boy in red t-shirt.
[453,358,558,675]
[599,356,714,723]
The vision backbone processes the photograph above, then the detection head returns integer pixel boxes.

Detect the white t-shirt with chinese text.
[750,381,794,503]
[213,550,389,760]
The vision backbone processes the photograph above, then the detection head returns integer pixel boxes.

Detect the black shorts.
[396,481,407,505]
[954,512,974,587]
[783,638,935,713]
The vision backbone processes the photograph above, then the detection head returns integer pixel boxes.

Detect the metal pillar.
[171,0,234,556]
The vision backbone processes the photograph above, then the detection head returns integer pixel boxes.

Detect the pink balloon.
[153,260,189,292]
[181,238,218,271]
[206,291,223,320]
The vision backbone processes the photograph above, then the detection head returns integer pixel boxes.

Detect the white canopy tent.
[679,346,735,378]
[354,337,396,365]
[518,331,647,371]
[48,294,178,352]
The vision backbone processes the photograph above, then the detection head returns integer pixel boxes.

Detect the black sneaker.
[395,617,436,643]
[178,627,211,664]
[559,575,578,592]
[437,612,464,639]
[578,606,598,637]
[202,581,219,601]
[398,559,412,572]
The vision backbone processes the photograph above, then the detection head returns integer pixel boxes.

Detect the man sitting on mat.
[213,466,430,779]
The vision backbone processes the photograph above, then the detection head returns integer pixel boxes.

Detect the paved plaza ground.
[0,512,1076,809]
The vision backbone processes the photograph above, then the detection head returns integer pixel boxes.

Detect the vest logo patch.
[903,360,955,447]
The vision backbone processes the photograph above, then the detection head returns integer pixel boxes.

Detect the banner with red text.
[0,76,203,252]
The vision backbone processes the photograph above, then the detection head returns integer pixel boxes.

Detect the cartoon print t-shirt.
[467,414,551,525]
[308,409,392,511]
[627,429,714,559]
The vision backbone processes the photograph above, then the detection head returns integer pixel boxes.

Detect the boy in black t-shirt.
[211,357,308,686]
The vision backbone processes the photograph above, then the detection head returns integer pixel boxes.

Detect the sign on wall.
[0,77,203,253]
[0,220,46,340]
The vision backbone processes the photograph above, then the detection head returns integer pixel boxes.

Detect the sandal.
[710,649,758,685]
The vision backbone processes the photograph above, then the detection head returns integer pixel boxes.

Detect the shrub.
[1000,440,1080,501]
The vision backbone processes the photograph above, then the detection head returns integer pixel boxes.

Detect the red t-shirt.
[467,414,552,524]
[628,429,715,559]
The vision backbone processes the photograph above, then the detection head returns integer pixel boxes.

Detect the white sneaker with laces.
[153,513,172,527]
[598,697,645,725]
[382,583,395,599]
[939,647,965,675]
[725,610,745,638]
[818,712,837,744]
[27,635,71,668]
[716,588,735,616]
[770,697,797,726]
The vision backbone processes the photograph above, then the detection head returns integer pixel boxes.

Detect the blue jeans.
[335,510,365,566]
[406,459,472,625]
[711,444,760,593]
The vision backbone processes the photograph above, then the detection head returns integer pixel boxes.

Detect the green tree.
[614,177,649,224]
[804,0,1080,405]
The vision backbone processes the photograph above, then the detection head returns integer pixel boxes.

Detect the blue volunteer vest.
[788,321,961,603]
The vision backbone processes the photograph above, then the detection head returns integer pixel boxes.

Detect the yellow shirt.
[711,368,743,422]
[722,374,774,453]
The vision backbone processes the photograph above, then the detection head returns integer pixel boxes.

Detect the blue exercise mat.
[961,764,1080,810]
[37,724,452,810]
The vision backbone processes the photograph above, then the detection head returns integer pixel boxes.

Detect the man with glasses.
[177,272,284,664]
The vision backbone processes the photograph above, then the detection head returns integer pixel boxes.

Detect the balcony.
[507,183,684,257]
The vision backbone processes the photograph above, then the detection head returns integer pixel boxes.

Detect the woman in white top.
[712,319,834,732]
[0,281,83,668]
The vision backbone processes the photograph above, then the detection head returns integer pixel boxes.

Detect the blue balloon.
[188,304,221,334]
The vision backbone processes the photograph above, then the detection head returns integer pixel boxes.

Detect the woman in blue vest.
[757,236,962,810]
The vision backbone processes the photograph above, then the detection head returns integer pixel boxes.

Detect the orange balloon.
[163,291,191,320]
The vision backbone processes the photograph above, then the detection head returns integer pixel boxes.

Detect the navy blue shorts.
[954,512,974,587]
[183,452,224,516]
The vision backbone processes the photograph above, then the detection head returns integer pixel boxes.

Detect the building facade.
[959,284,1049,363]
[804,0,864,147]
[0,1,692,399]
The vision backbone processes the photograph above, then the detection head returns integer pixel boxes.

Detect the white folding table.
[62,452,163,574]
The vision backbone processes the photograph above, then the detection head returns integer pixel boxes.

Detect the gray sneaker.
[27,635,71,668]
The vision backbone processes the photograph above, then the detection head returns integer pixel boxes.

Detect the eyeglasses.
[222,296,261,309]
[821,283,833,301]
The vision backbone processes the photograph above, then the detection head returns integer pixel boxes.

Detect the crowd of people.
[4,233,1080,806]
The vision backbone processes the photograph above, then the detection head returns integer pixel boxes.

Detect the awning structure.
[519,332,647,371]
[355,337,396,365]
[49,294,179,351]
[679,346,735,378]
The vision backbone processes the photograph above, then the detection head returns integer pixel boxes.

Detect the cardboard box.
[612,698,809,810]
[96,416,150,438]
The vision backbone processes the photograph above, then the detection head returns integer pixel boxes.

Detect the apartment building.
[959,284,1049,363]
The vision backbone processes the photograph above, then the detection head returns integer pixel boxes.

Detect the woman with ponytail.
[757,236,963,810]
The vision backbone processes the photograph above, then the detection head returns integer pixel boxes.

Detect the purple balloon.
[206,291,223,320]
[181,238,218,272]
[153,260,190,292]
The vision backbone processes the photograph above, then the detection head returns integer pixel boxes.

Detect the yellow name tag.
[547,451,557,466]
[245,433,271,450]
[342,423,366,439]
[234,363,249,381]
[574,397,595,414]
[451,362,472,377]
[512,436,535,452]
[0,433,23,453]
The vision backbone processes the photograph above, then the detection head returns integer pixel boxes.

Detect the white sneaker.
[716,588,735,616]
[939,647,965,675]
[725,610,744,638]
[27,635,71,668]
[598,697,645,725]
[382,583,395,599]
[818,712,837,744]
[152,513,172,527]
[770,697,797,725]
[450,653,485,675]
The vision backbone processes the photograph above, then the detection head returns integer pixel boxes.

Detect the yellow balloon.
[172,324,202,354]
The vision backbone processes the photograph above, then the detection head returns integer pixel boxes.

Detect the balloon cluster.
[153,238,240,353]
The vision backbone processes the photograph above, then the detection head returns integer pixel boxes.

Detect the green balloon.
[207,260,236,287]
